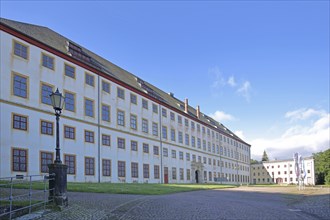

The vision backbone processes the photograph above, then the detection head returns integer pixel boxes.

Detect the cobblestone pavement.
[34,187,329,220]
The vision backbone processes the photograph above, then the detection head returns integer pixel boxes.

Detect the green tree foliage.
[261,150,269,161]
[313,149,330,185]
[250,159,259,165]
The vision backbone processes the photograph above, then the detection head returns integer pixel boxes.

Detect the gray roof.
[1,17,249,146]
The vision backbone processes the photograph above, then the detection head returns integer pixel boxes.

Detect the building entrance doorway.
[195,170,199,183]
[164,167,168,184]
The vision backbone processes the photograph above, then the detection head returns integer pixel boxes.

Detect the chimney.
[196,105,200,119]
[184,98,188,113]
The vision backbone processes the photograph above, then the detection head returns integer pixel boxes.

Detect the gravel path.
[17,186,330,220]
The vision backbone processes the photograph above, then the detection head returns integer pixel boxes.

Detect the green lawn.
[1,181,236,195]
[67,183,236,195]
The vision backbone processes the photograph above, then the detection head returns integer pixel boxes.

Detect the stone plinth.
[48,163,68,207]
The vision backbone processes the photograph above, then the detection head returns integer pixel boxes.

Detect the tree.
[262,150,269,161]
[250,159,259,165]
[313,149,330,185]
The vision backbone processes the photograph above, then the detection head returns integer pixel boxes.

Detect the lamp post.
[50,88,65,164]
[48,88,68,207]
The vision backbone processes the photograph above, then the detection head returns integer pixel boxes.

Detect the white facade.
[250,157,315,185]
[0,18,251,183]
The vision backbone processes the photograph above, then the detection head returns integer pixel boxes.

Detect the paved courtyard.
[25,186,330,220]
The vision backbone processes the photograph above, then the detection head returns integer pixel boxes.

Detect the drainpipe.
[97,75,101,183]
[158,104,163,184]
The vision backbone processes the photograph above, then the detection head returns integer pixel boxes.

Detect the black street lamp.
[50,88,65,164]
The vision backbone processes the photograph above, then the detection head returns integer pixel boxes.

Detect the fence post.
[48,163,68,207]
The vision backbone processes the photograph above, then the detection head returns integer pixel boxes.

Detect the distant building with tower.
[250,156,315,185]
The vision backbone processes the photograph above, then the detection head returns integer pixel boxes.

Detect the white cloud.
[227,76,237,87]
[285,108,326,122]
[209,110,236,122]
[250,109,330,160]
[234,130,245,140]
[209,66,225,89]
[237,81,251,102]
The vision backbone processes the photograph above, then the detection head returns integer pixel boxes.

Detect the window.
[13,73,28,98]
[64,126,75,139]
[202,127,205,134]
[178,132,183,144]
[197,138,201,149]
[154,165,160,179]
[184,119,189,127]
[192,154,196,162]
[64,91,75,112]
[85,130,94,143]
[65,154,76,174]
[84,98,94,117]
[64,64,75,78]
[131,140,138,151]
[162,108,167,117]
[85,157,95,175]
[117,138,125,149]
[130,94,137,104]
[197,124,200,132]
[142,99,148,109]
[130,114,137,130]
[191,121,195,130]
[118,161,125,177]
[13,40,28,59]
[180,168,184,180]
[162,126,167,139]
[40,152,53,173]
[172,167,177,180]
[191,136,196,147]
[102,134,111,146]
[170,112,175,121]
[117,110,125,126]
[152,103,158,114]
[179,151,183,160]
[13,114,28,131]
[171,129,176,141]
[142,119,148,133]
[178,115,182,124]
[187,169,191,180]
[85,72,94,86]
[143,164,149,178]
[102,81,110,93]
[143,143,149,153]
[185,134,189,146]
[209,172,212,181]
[102,159,111,176]
[12,148,27,172]
[117,87,125,99]
[198,156,202,163]
[41,83,53,105]
[186,153,190,161]
[172,150,176,158]
[152,122,158,136]
[102,104,110,122]
[42,53,54,70]
[131,162,138,178]
[153,146,159,155]
[163,148,168,157]
[203,157,206,164]
[40,120,53,135]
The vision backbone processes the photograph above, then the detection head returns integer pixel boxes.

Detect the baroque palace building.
[250,157,315,185]
[0,18,251,183]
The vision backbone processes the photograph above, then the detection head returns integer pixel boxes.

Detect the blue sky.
[1,1,329,160]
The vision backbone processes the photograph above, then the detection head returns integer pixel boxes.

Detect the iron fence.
[0,174,55,220]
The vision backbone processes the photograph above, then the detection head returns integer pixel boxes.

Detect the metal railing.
[0,174,55,220]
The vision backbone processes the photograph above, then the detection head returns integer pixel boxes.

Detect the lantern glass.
[50,88,65,111]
